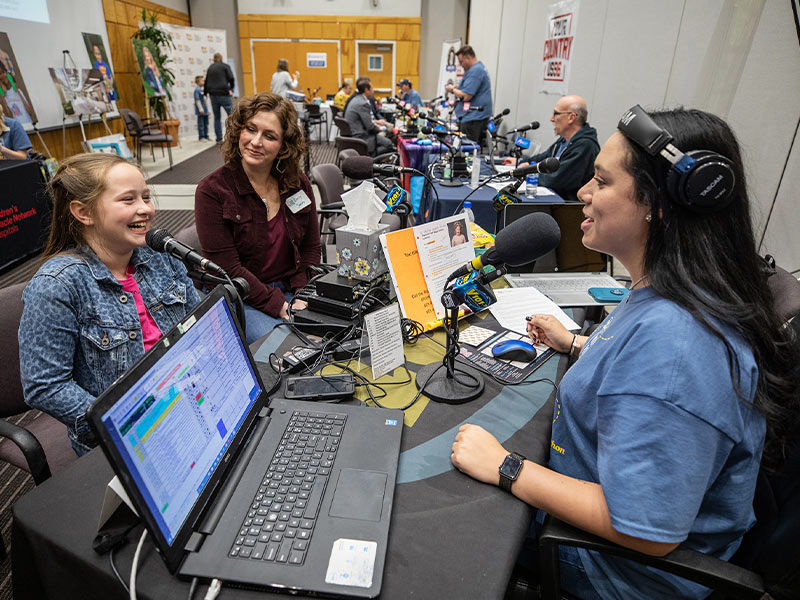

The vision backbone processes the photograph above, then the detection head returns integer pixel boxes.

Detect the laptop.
[87,285,403,598]
[505,271,623,306]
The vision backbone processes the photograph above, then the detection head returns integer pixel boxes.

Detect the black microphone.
[467,105,484,111]
[446,212,561,280]
[491,108,510,122]
[146,229,227,276]
[421,126,463,138]
[510,157,560,178]
[510,121,540,133]
[341,155,415,179]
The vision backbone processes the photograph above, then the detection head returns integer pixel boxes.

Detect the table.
[0,160,51,273]
[396,136,479,175]
[12,319,569,600]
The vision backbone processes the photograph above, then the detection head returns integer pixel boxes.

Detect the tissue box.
[335,223,390,281]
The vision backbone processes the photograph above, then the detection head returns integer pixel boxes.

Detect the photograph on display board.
[82,32,118,101]
[48,67,113,116]
[132,39,167,97]
[0,32,37,125]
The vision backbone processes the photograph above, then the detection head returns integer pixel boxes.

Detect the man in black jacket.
[204,53,235,143]
[519,95,599,201]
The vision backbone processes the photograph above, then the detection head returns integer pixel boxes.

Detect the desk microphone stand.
[415,290,484,404]
[186,270,249,332]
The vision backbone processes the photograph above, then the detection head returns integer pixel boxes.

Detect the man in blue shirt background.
[0,103,32,160]
[396,78,422,108]
[445,45,492,148]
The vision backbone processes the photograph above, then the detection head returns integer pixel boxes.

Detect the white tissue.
[341,180,385,230]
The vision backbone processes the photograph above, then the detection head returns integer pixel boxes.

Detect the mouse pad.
[329,469,388,522]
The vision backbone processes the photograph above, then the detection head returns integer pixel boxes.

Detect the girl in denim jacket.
[19,154,200,455]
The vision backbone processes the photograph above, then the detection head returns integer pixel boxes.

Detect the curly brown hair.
[221,92,307,194]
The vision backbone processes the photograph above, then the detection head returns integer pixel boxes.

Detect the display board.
[0,0,115,131]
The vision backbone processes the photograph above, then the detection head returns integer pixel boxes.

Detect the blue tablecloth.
[418,172,568,232]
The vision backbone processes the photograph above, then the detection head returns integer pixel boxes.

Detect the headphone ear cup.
[666,150,736,212]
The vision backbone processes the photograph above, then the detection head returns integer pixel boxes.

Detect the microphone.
[146,229,227,276]
[510,157,560,178]
[341,155,415,179]
[446,212,561,281]
[491,108,510,123]
[509,121,540,133]
[421,126,462,138]
[467,105,484,111]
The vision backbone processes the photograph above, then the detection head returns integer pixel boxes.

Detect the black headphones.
[617,105,736,213]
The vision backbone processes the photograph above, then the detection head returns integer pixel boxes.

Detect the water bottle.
[470,149,481,187]
[462,200,475,223]
[525,164,539,198]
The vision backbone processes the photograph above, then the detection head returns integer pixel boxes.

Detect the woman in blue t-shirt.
[451,107,798,599]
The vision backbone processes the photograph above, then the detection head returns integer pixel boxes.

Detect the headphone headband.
[617,105,736,213]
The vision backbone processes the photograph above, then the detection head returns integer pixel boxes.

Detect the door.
[252,40,340,99]
[356,42,394,94]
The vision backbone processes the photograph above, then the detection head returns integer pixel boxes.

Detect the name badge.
[285,190,312,213]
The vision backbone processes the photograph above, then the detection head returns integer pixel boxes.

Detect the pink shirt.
[119,265,162,351]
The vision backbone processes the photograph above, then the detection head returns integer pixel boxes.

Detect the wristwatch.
[498,452,526,492]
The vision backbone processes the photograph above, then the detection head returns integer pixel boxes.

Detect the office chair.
[0,282,78,557]
[120,108,173,169]
[334,136,369,166]
[303,103,328,143]
[334,116,352,136]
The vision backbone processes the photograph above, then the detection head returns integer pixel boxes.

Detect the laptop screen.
[97,294,261,546]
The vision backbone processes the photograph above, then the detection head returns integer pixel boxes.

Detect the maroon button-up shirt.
[195,163,321,317]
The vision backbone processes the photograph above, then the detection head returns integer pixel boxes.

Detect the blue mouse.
[491,339,537,362]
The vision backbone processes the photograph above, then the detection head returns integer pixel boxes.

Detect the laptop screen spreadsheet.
[101,296,261,545]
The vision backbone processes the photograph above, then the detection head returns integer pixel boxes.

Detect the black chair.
[334,136,369,166]
[304,103,328,143]
[334,116,352,136]
[0,282,78,557]
[120,108,173,170]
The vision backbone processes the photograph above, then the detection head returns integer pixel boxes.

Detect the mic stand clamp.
[414,290,485,404]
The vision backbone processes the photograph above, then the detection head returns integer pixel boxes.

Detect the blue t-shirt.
[550,286,764,599]
[0,117,32,152]
[455,60,492,122]
[194,86,208,115]
[402,89,422,108]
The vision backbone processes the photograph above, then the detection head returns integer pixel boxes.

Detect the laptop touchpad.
[329,469,387,522]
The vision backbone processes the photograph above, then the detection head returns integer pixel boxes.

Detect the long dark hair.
[221,92,306,194]
[621,108,799,470]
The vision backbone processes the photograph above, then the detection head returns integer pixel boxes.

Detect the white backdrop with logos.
[159,22,227,139]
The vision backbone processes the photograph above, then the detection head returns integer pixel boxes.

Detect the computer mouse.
[491,339,537,362]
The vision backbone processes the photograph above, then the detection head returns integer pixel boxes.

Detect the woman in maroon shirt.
[195,92,321,343]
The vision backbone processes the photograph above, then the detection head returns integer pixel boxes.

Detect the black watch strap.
[499,452,526,492]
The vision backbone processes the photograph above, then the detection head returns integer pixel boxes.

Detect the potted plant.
[132,9,180,145]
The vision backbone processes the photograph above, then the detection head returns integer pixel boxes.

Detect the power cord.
[129,529,147,600]
[109,546,130,594]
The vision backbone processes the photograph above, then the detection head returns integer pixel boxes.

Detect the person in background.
[204,52,235,143]
[396,78,422,108]
[445,45,492,148]
[270,59,300,98]
[194,75,209,141]
[195,93,320,344]
[344,78,393,157]
[19,154,201,455]
[517,95,600,202]
[0,103,32,160]
[451,107,799,599]
[333,80,352,112]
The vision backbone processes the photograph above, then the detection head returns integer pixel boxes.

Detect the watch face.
[499,454,523,480]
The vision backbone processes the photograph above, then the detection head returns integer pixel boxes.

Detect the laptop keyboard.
[230,410,347,564]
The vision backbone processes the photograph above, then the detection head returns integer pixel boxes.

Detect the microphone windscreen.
[340,156,375,180]
[494,213,561,267]
[145,228,172,252]
[537,157,560,174]
[502,108,510,116]
[530,121,540,130]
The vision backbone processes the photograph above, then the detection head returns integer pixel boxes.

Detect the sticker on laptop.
[325,539,377,588]
[286,190,312,213]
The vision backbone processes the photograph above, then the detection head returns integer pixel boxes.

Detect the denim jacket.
[19,246,201,455]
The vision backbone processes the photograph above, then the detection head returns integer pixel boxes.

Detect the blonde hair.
[43,153,145,259]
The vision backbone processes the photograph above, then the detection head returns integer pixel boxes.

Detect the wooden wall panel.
[238,14,420,100]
